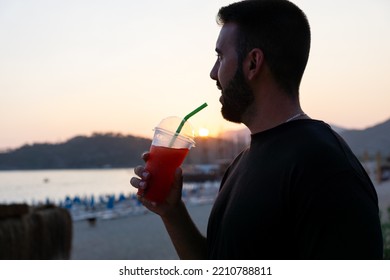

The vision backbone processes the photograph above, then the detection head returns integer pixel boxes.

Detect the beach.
[71,180,390,260]
[71,203,212,260]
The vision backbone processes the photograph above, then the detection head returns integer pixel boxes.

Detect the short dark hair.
[217,0,311,96]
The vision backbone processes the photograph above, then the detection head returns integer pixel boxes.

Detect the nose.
[210,60,219,81]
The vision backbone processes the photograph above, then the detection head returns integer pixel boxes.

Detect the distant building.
[375,153,390,183]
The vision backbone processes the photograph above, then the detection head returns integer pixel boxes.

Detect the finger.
[134,165,145,177]
[134,166,150,180]
[130,177,140,188]
[130,177,147,189]
[141,152,150,162]
[173,167,183,190]
[165,167,184,203]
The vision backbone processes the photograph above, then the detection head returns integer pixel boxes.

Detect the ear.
[243,48,264,81]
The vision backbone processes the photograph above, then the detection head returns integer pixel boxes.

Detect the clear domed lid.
[156,116,194,139]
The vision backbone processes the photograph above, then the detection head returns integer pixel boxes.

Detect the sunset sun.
[198,128,209,137]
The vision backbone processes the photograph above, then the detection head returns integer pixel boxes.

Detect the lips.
[219,95,224,104]
[216,81,222,90]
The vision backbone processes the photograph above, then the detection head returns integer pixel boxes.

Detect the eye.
[216,53,222,62]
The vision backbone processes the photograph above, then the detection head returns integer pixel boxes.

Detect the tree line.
[0,133,245,170]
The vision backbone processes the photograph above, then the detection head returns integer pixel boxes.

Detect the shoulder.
[253,119,367,179]
[251,119,335,146]
[250,119,346,160]
[278,120,350,159]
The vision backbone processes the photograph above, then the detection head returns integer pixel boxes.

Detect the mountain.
[220,118,390,158]
[0,133,151,170]
[0,118,388,170]
[220,123,346,143]
[0,132,242,170]
[339,118,390,158]
[329,124,346,134]
[219,126,251,145]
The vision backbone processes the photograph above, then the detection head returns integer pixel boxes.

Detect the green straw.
[169,102,208,147]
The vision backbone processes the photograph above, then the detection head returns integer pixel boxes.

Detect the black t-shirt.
[207,120,383,259]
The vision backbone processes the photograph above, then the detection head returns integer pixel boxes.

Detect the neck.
[243,90,308,134]
[241,62,309,134]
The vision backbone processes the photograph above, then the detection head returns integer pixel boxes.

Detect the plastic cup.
[137,116,195,203]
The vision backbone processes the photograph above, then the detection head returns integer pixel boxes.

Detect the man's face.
[210,23,254,124]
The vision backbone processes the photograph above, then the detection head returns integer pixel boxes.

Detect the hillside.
[0,133,243,170]
[0,118,388,170]
[0,133,151,170]
[219,118,390,158]
[339,118,390,158]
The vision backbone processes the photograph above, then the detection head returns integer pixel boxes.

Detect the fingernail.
[139,181,146,189]
[142,171,149,179]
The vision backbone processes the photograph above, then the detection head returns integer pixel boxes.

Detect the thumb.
[172,167,183,191]
[166,167,184,203]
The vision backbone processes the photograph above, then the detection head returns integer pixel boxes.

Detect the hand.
[130,152,150,193]
[130,152,184,218]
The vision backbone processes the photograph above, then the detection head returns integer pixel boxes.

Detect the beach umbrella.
[107,196,115,209]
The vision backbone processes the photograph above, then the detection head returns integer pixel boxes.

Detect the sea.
[0,168,140,205]
[0,168,220,206]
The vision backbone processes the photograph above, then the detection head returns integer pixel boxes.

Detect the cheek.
[218,63,229,87]
[218,59,237,87]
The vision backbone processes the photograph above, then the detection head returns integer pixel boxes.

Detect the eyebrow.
[215,48,222,54]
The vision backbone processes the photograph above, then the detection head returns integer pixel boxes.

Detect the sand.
[71,203,212,260]
[71,180,390,260]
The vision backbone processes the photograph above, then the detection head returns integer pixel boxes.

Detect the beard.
[220,67,254,124]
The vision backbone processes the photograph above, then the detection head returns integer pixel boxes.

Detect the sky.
[0,0,389,150]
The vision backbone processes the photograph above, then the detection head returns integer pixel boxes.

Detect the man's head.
[211,23,256,124]
[212,0,311,101]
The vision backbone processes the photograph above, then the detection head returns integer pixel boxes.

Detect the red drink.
[137,145,189,203]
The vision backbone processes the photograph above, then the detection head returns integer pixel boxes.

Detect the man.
[131,0,383,259]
